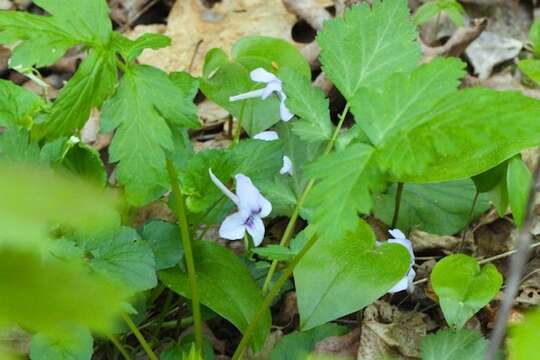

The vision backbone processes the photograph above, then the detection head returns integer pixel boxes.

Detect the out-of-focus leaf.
[0,80,44,127]
[30,326,93,360]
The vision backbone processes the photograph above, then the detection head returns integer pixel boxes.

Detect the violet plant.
[0,0,538,359]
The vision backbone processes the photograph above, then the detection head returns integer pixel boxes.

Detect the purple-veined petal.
[246,216,265,246]
[219,211,247,240]
[280,155,293,176]
[253,131,279,141]
[250,67,279,84]
[209,168,239,205]
[235,173,264,212]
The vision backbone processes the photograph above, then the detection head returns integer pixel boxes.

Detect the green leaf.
[271,323,348,360]
[30,326,93,360]
[32,49,117,140]
[0,126,42,164]
[377,88,540,183]
[87,227,157,293]
[61,142,107,185]
[142,220,183,270]
[305,143,376,241]
[295,220,410,330]
[421,329,487,360]
[472,159,509,193]
[373,180,490,235]
[351,58,465,145]
[413,3,439,25]
[0,248,127,334]
[170,71,199,101]
[317,1,421,99]
[518,59,540,86]
[252,245,297,261]
[509,308,540,360]
[488,178,509,217]
[160,336,214,360]
[279,67,333,143]
[160,241,271,352]
[0,0,112,68]
[431,254,502,329]
[232,36,310,79]
[529,18,540,55]
[444,6,465,27]
[0,79,44,127]
[507,157,532,228]
[101,64,200,206]
[0,164,119,246]
[112,32,171,62]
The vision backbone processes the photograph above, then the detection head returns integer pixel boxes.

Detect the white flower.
[386,229,416,293]
[229,68,294,122]
[253,131,279,141]
[68,135,80,145]
[280,156,293,176]
[209,169,272,246]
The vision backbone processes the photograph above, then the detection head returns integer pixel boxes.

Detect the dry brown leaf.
[314,327,360,359]
[409,230,461,253]
[134,0,299,76]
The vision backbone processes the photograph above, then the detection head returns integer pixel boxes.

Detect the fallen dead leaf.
[134,0,299,76]
[409,230,461,253]
[314,327,360,359]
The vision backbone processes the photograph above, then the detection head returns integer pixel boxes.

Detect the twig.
[487,158,540,360]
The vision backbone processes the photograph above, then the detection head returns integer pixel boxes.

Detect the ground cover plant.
[0,0,540,359]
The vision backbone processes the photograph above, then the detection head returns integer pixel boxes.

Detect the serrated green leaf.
[295,219,410,330]
[412,2,439,25]
[351,57,465,145]
[279,68,333,143]
[421,329,487,360]
[233,36,310,79]
[160,241,271,352]
[377,88,540,183]
[518,59,540,85]
[507,157,532,227]
[30,326,93,360]
[87,227,156,293]
[431,254,502,329]
[101,64,200,206]
[32,49,117,140]
[373,180,490,235]
[305,143,375,241]
[142,220,183,270]
[271,323,348,360]
[170,71,199,101]
[0,248,127,334]
[0,126,42,164]
[0,79,44,127]
[317,1,421,99]
[0,0,112,68]
[112,32,171,62]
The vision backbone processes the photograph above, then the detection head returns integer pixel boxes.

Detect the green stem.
[391,182,404,228]
[152,290,174,338]
[261,103,351,293]
[122,314,158,360]
[232,98,249,144]
[165,159,203,352]
[459,191,479,250]
[232,234,319,360]
[108,335,133,360]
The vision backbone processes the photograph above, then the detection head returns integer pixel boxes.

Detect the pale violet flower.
[280,156,293,176]
[386,229,416,293]
[209,169,272,246]
[229,68,294,122]
[253,131,279,141]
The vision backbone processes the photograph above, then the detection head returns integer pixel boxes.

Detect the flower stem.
[122,314,158,360]
[232,234,319,360]
[108,335,133,360]
[459,190,479,251]
[391,182,404,228]
[261,103,350,293]
[165,159,203,352]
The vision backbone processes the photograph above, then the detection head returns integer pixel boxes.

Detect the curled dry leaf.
[134,0,299,76]
[409,230,461,253]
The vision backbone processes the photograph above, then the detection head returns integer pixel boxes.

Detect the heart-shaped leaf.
[160,241,271,352]
[294,220,410,330]
[431,254,502,329]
